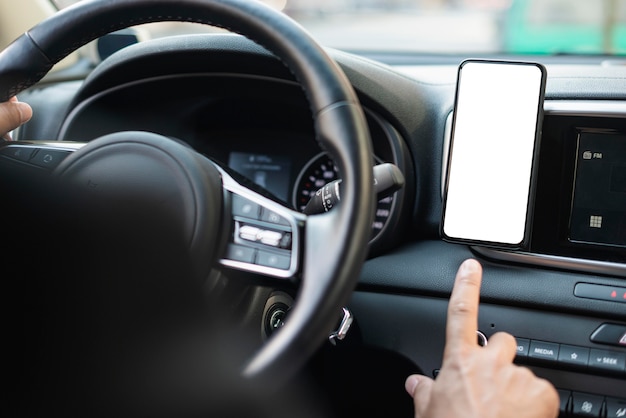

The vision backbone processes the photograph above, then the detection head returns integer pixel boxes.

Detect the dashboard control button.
[232,195,261,220]
[256,251,290,270]
[574,283,626,304]
[588,349,626,375]
[515,337,530,359]
[225,244,256,263]
[605,397,626,418]
[571,392,604,417]
[556,389,571,416]
[529,340,559,362]
[590,323,626,347]
[558,344,590,368]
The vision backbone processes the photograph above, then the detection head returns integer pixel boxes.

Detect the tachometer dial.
[293,153,393,241]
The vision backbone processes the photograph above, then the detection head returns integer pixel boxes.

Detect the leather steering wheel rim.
[0,0,375,388]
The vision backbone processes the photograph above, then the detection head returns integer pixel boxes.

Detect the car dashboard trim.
[472,245,626,278]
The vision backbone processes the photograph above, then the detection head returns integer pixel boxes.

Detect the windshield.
[51,0,626,55]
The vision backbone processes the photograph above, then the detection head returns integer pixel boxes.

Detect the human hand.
[405,258,560,418]
[0,96,33,140]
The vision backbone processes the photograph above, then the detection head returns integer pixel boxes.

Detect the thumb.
[405,374,434,417]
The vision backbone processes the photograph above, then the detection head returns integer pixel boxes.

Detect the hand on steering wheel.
[0,96,32,140]
[0,0,374,398]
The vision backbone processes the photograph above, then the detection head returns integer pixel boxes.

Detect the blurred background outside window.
[47,0,626,55]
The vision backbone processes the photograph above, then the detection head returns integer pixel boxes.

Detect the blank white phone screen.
[442,61,545,246]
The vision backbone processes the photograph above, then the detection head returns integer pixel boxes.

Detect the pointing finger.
[444,258,483,356]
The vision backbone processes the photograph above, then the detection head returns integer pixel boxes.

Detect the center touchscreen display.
[569,132,626,247]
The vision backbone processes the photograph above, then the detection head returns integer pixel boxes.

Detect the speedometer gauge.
[293,153,394,242]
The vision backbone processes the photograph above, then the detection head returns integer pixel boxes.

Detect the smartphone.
[441,59,547,248]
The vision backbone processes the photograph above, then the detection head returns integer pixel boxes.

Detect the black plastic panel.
[348,290,626,398]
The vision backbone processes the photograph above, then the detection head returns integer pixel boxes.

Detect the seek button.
[588,349,626,375]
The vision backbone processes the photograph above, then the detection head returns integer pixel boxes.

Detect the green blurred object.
[504,0,626,55]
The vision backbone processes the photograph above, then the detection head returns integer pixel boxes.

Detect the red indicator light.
[611,290,617,298]
[623,292,626,300]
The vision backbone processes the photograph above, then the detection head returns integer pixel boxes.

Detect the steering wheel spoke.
[218,165,305,279]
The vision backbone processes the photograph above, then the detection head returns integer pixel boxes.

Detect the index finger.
[444,259,483,353]
[0,97,32,139]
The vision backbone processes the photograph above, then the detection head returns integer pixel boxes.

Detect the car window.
[51,0,626,55]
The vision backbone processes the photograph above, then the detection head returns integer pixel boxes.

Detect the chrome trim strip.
[476,330,488,347]
[543,100,626,117]
[473,246,626,278]
[328,307,353,345]
[2,140,85,151]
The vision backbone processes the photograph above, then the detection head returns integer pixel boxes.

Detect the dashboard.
[468,103,626,272]
[10,33,626,417]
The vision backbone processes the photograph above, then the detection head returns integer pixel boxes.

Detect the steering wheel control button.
[588,349,626,375]
[239,225,263,242]
[590,323,626,347]
[256,250,290,270]
[0,145,36,162]
[237,224,289,248]
[251,229,282,247]
[571,392,604,417]
[529,340,560,363]
[221,187,298,277]
[259,230,284,247]
[574,283,626,303]
[30,149,71,170]
[557,344,590,369]
[261,208,290,226]
[226,244,256,264]
[232,195,261,220]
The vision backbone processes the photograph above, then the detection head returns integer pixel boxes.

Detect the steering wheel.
[0,0,374,403]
